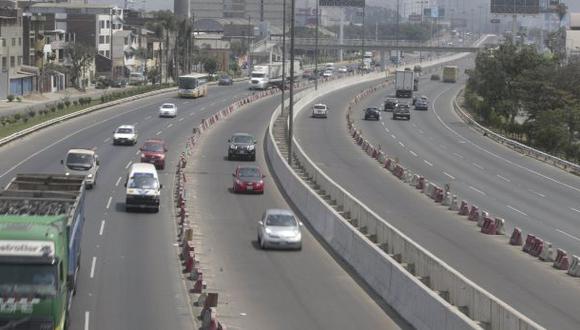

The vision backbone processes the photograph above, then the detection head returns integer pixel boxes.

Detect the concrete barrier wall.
[265,47,544,330]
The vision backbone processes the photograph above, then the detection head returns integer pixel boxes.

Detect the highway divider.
[266,66,545,329]
[452,89,580,176]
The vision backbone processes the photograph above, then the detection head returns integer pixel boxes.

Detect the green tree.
[203,57,218,75]
[65,43,95,90]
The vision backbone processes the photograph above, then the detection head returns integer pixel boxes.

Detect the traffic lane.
[295,83,580,330]
[190,95,408,329]
[0,83,250,185]
[364,72,580,256]
[64,89,252,329]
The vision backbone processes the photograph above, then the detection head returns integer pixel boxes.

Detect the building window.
[105,50,110,58]
[1,39,4,47]
[105,35,110,43]
[17,56,22,65]
[106,20,110,29]
[1,57,5,69]
[18,37,21,46]
[30,37,34,46]
[11,38,16,46]
[124,37,128,45]
[99,50,105,56]
[10,56,15,68]
[99,35,105,44]
[100,21,105,29]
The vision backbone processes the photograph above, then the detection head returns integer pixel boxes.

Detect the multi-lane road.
[294,58,580,330]
[0,81,409,329]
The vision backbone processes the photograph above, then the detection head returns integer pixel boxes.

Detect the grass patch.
[0,84,174,140]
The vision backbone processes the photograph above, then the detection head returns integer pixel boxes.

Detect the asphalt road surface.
[293,62,580,330]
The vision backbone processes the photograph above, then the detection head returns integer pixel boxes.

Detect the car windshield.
[161,104,174,109]
[239,167,260,178]
[220,75,230,79]
[314,105,326,110]
[367,108,378,112]
[142,143,164,152]
[116,128,133,134]
[232,135,253,144]
[128,174,159,189]
[66,153,93,170]
[251,73,265,78]
[0,264,58,297]
[266,214,297,227]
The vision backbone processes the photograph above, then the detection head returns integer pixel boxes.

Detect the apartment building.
[191,0,289,28]
[0,6,33,97]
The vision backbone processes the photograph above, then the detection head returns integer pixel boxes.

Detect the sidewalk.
[0,85,143,117]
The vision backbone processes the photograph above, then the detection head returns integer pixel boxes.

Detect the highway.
[186,88,408,329]
[293,61,580,330]
[0,80,408,329]
[0,83,251,329]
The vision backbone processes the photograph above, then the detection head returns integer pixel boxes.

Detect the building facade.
[191,0,288,28]
[0,6,34,97]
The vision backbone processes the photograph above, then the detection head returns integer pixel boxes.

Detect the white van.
[125,163,162,212]
[61,149,100,189]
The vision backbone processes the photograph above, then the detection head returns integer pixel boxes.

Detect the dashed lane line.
[443,172,455,180]
[424,160,433,167]
[497,174,511,182]
[106,197,112,209]
[469,186,486,196]
[115,176,122,186]
[409,150,418,157]
[90,257,97,279]
[507,205,528,217]
[99,220,105,236]
[556,229,580,242]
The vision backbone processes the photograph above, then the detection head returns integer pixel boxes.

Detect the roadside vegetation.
[0,83,174,139]
[465,41,580,163]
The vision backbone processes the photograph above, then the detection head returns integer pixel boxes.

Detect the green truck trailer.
[0,174,86,330]
[442,65,459,83]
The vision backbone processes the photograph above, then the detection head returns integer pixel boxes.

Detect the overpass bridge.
[290,38,479,53]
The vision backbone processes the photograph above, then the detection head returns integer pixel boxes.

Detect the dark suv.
[384,97,398,112]
[393,104,411,120]
[364,107,381,121]
[228,133,257,161]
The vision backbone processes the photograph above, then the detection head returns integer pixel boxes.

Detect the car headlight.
[65,172,70,176]
[265,228,274,235]
[230,144,237,149]
[141,153,146,158]
[87,174,94,178]
[247,145,255,151]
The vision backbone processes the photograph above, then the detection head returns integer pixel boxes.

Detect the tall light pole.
[361,4,365,67]
[281,0,287,115]
[396,0,400,64]
[314,0,319,90]
[288,0,295,165]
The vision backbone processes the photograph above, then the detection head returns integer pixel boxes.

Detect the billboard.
[423,7,445,18]
[490,0,540,14]
[319,0,365,7]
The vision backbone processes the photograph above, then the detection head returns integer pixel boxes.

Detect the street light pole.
[281,0,286,115]
[314,0,319,90]
[361,5,365,68]
[288,0,295,165]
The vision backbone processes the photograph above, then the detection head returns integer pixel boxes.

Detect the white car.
[322,70,333,77]
[113,125,138,145]
[337,66,348,73]
[159,103,177,117]
[312,103,328,118]
[257,209,303,250]
[62,149,100,189]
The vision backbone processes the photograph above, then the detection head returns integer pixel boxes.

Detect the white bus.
[178,73,209,98]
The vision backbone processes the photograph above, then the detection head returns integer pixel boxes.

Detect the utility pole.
[281,0,286,115]
[288,0,295,165]
[247,15,252,75]
[396,0,400,64]
[110,8,114,79]
[314,0,319,90]
[361,5,365,68]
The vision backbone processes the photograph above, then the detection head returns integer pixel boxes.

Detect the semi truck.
[0,174,86,330]
[442,65,459,83]
[395,70,415,98]
[249,61,302,90]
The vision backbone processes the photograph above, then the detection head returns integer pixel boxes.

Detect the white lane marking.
[106,197,112,209]
[99,220,105,236]
[90,257,97,278]
[570,207,580,214]
[453,152,464,159]
[135,150,140,155]
[115,177,122,186]
[178,117,184,122]
[530,190,545,198]
[0,100,158,180]
[183,101,190,104]
[391,134,396,139]
[472,162,484,170]
[418,129,424,134]
[84,311,90,330]
[133,122,139,126]
[190,112,195,117]
[443,172,455,180]
[556,229,580,242]
[497,174,511,182]
[167,123,173,128]
[424,160,433,167]
[409,150,418,157]
[200,106,206,111]
[411,123,417,128]
[385,127,390,132]
[145,115,152,120]
[469,186,486,195]
[125,161,132,169]
[431,89,580,195]
[156,131,162,136]
[381,121,385,126]
[398,142,405,148]
[104,137,111,143]
[507,205,528,217]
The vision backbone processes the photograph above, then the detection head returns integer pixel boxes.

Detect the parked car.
[322,69,333,77]
[140,139,167,170]
[232,165,265,194]
[384,97,398,112]
[110,79,128,88]
[218,74,234,86]
[337,66,348,73]
[257,209,303,250]
[113,125,138,145]
[302,70,315,80]
[128,72,146,85]
[159,103,178,117]
[311,103,328,118]
[393,103,411,120]
[364,107,381,121]
[227,133,257,161]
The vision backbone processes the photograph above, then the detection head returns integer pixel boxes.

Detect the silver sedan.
[257,209,303,250]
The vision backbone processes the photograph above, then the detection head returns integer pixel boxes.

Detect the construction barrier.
[553,249,570,270]
[522,235,536,253]
[568,255,580,277]
[538,241,554,262]
[509,227,523,246]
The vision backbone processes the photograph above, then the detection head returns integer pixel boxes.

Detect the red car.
[140,139,167,170]
[232,165,265,194]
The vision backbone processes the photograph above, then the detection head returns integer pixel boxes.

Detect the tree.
[146,11,176,83]
[203,57,217,75]
[65,43,95,90]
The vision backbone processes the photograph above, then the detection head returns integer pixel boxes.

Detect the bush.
[7,95,14,102]
[16,96,22,102]
[13,113,21,121]
[73,100,79,107]
[50,106,56,113]
[64,100,71,108]
[57,102,64,110]
[28,109,36,118]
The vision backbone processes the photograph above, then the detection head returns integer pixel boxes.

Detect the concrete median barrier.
[553,249,570,270]
[265,67,544,329]
[509,228,523,246]
[568,256,580,277]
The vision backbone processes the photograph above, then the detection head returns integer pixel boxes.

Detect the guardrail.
[453,90,580,175]
[265,48,544,329]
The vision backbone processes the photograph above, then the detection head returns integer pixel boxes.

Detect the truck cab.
[61,149,100,189]
[125,163,162,212]
[249,66,269,90]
